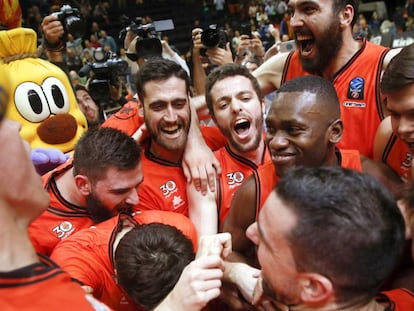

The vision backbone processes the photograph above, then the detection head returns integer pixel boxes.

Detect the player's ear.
[75,175,92,195]
[298,272,334,306]
[328,119,343,144]
[138,100,144,117]
[339,4,354,28]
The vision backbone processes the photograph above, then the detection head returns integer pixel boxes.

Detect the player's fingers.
[191,167,202,192]
[206,164,217,192]
[182,162,191,182]
[198,167,208,195]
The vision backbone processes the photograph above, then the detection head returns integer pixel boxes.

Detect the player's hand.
[197,233,232,259]
[224,261,261,304]
[157,256,224,311]
[219,283,256,310]
[182,137,221,195]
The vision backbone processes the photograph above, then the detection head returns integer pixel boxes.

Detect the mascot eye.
[42,77,70,114]
[15,82,50,123]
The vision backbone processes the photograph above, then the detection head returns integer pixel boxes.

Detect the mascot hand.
[31,147,69,175]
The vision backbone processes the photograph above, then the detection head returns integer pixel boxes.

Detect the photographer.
[234,33,265,66]
[42,9,128,122]
[78,47,129,119]
[121,17,190,76]
[191,26,233,96]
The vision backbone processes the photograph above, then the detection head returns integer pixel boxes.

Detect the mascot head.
[0,28,87,152]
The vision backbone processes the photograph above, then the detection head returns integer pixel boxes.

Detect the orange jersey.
[29,161,94,256]
[377,288,414,310]
[0,254,105,311]
[51,210,198,311]
[380,133,412,183]
[102,100,144,136]
[254,149,362,219]
[137,146,189,215]
[215,143,272,229]
[282,39,389,158]
[102,100,226,151]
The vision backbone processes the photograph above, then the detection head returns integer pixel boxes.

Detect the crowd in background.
[18,0,414,99]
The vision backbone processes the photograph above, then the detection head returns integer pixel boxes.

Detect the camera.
[120,16,162,61]
[201,24,227,49]
[53,5,85,38]
[79,49,128,117]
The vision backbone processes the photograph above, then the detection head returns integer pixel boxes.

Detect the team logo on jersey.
[160,180,178,198]
[172,195,185,210]
[52,221,74,239]
[347,77,364,100]
[226,171,245,188]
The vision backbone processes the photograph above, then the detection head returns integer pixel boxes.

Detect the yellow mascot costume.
[0,1,88,174]
[0,28,87,152]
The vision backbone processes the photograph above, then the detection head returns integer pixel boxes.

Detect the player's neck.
[228,139,266,165]
[0,211,39,271]
[148,140,184,164]
[321,34,361,81]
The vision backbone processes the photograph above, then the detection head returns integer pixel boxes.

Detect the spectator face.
[0,119,50,221]
[265,92,335,177]
[76,89,100,126]
[141,76,191,157]
[289,0,343,75]
[386,84,414,154]
[246,191,301,305]
[210,75,263,154]
[84,164,143,223]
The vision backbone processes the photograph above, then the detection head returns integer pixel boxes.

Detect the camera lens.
[201,28,220,48]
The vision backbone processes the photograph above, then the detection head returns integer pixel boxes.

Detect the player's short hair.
[274,166,405,303]
[73,127,141,183]
[205,63,262,117]
[136,58,190,104]
[115,223,195,309]
[381,43,414,94]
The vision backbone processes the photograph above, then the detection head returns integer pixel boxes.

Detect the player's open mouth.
[297,34,314,57]
[233,118,251,136]
[161,125,180,135]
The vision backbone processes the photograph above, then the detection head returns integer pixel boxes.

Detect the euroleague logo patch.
[347,77,364,100]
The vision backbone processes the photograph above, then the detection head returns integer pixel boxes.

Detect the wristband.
[42,37,65,52]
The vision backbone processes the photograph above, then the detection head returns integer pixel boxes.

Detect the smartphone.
[240,23,252,38]
[279,40,297,53]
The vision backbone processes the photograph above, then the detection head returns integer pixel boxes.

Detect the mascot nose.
[36,114,78,144]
